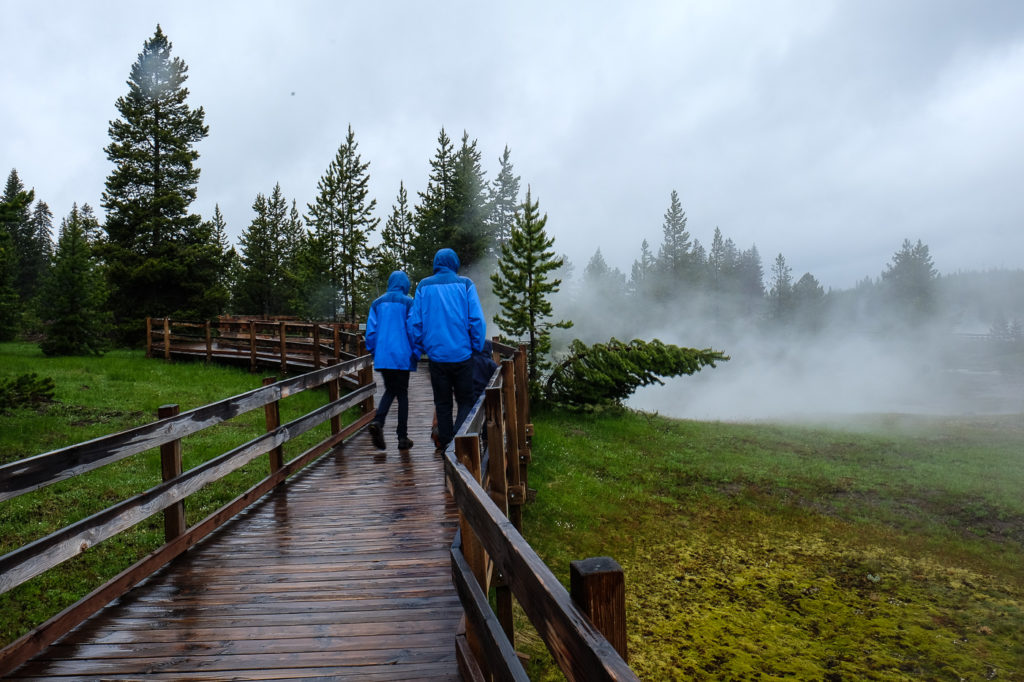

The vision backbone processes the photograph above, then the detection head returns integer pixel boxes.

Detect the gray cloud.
[3,0,1023,291]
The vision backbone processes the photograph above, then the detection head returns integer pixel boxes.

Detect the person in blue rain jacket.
[365,270,417,451]
[407,248,486,453]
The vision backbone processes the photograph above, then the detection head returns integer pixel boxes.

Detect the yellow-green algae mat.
[625,527,1021,680]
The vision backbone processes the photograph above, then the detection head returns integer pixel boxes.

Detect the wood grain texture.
[6,370,461,681]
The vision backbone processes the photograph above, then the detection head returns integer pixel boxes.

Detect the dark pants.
[373,369,410,438]
[428,359,474,449]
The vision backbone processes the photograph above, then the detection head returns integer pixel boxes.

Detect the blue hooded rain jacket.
[365,271,417,371]
[407,249,486,363]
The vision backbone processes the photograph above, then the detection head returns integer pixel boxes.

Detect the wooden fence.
[446,341,638,681]
[1,336,638,680]
[146,316,364,373]
[0,355,376,676]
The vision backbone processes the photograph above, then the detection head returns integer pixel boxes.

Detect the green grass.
[518,407,1024,681]
[0,342,360,647]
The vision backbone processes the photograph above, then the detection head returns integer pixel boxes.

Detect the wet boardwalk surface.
[10,370,461,681]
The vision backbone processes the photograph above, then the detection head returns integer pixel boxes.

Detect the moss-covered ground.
[519,408,1023,681]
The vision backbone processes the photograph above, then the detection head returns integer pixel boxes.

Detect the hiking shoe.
[397,437,414,451]
[368,422,386,450]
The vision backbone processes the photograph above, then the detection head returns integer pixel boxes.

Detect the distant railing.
[0,354,376,676]
[445,341,639,681]
[146,316,364,373]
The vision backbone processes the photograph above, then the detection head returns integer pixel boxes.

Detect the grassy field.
[3,343,1022,679]
[0,342,357,648]
[518,407,1024,680]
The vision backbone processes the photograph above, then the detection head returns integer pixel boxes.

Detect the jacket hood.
[386,270,410,295]
[433,248,460,273]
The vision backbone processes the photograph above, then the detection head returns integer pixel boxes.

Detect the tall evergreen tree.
[305,125,379,321]
[0,176,34,338]
[629,239,656,298]
[792,271,826,329]
[235,184,298,316]
[377,181,417,279]
[881,238,938,323]
[208,204,237,307]
[450,131,490,269]
[38,204,109,355]
[412,128,457,279]
[656,189,693,289]
[2,170,47,303]
[487,145,520,255]
[412,129,492,276]
[768,252,793,321]
[100,26,215,340]
[490,187,572,396]
[29,201,54,281]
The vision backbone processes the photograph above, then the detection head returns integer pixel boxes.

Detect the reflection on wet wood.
[10,371,461,681]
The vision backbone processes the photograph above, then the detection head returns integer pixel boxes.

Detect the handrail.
[0,352,377,676]
[446,342,639,681]
[146,316,364,372]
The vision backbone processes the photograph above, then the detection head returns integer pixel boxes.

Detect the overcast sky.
[4,0,1024,290]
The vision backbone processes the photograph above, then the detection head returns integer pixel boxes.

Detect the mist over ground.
[546,266,1024,422]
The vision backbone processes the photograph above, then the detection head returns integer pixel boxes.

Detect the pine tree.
[208,204,237,308]
[0,228,20,340]
[0,177,34,339]
[377,181,417,278]
[450,132,491,269]
[881,238,938,323]
[412,128,457,279]
[411,129,491,277]
[29,201,54,283]
[100,26,214,340]
[2,170,46,303]
[769,253,793,321]
[544,337,728,408]
[655,189,693,290]
[38,204,109,356]
[491,187,572,396]
[487,145,520,254]
[305,125,379,321]
[629,239,657,298]
[235,184,298,316]
[792,272,826,329]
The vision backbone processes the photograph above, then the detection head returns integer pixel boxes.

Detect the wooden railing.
[446,341,639,681]
[146,316,364,373]
[0,355,377,676]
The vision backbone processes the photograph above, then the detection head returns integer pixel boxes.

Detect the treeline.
[3,25,1021,363]
[0,26,525,353]
[559,188,1024,344]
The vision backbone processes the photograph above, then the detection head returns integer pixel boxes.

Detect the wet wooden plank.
[9,370,462,680]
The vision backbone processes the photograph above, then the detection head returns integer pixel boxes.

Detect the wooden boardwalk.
[8,370,462,681]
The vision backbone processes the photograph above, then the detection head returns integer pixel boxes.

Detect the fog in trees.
[550,191,1024,420]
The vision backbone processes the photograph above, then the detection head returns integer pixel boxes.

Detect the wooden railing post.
[146,317,153,358]
[312,324,322,369]
[248,320,257,372]
[262,376,283,473]
[279,322,288,373]
[327,359,341,436]
[333,323,341,363]
[358,338,375,415]
[163,318,171,361]
[158,404,185,542]
[205,321,213,364]
[500,358,523,531]
[454,433,489,674]
[570,556,628,663]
